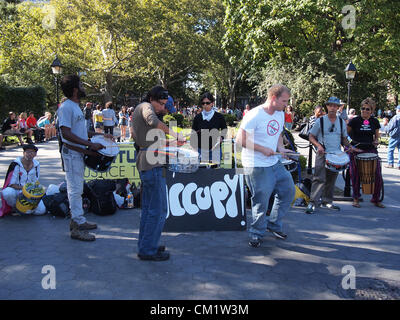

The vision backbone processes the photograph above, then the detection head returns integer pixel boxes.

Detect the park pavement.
[0,136,400,300]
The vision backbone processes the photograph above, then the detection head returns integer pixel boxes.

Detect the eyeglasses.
[202,101,212,105]
[361,107,371,111]
[329,124,336,132]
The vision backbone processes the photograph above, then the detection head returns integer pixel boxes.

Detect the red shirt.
[26,116,37,128]
[284,112,293,123]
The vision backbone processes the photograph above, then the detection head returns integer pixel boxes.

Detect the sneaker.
[267,228,287,240]
[70,220,97,231]
[305,203,316,214]
[385,164,394,168]
[70,229,95,241]
[321,203,340,211]
[138,251,170,261]
[248,235,261,248]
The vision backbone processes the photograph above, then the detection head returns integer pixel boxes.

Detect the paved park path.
[0,138,399,300]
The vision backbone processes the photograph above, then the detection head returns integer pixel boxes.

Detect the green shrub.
[223,113,236,127]
[0,84,46,121]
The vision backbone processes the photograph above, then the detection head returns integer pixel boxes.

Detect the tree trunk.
[104,71,113,102]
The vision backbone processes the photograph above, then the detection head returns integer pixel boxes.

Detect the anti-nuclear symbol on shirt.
[267,120,280,136]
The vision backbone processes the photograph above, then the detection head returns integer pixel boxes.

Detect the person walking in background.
[93,104,104,133]
[243,104,251,117]
[284,105,294,130]
[83,102,93,133]
[102,101,117,135]
[118,106,129,142]
[386,105,400,169]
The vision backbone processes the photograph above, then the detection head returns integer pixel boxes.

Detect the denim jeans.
[387,137,400,167]
[62,146,86,225]
[244,161,295,238]
[138,167,168,256]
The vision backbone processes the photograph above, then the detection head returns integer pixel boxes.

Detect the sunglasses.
[202,101,212,105]
[329,124,336,132]
[361,107,371,111]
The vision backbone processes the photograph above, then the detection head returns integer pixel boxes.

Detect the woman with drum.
[190,92,227,164]
[347,98,385,208]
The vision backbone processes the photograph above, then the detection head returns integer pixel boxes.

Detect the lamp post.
[51,56,63,106]
[343,61,357,197]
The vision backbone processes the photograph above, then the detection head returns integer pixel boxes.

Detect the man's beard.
[78,88,86,99]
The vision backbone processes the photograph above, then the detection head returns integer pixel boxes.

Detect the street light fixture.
[344,61,357,198]
[51,56,63,106]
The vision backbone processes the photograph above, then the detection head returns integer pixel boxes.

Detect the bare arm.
[60,126,104,151]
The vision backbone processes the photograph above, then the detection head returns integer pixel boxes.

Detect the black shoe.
[157,245,166,253]
[267,228,287,240]
[138,251,170,261]
[248,235,261,248]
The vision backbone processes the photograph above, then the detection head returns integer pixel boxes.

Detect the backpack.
[42,192,70,217]
[86,179,117,216]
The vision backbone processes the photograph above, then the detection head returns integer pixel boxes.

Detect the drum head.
[91,135,119,156]
[356,153,378,160]
[326,152,350,165]
[280,158,294,165]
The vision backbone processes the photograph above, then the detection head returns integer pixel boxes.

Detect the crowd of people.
[2,76,400,262]
[0,110,58,151]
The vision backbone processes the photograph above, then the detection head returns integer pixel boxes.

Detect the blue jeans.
[138,167,167,256]
[244,161,295,238]
[387,137,400,167]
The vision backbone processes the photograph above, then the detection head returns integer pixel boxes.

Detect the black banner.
[164,168,246,232]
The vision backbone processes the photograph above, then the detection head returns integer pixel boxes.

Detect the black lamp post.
[51,56,63,106]
[343,61,357,197]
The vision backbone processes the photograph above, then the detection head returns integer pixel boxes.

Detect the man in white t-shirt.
[236,84,295,248]
[58,75,112,242]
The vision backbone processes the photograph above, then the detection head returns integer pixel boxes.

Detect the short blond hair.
[361,97,376,112]
[267,84,291,99]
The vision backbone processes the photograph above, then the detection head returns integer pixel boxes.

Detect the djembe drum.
[355,153,378,194]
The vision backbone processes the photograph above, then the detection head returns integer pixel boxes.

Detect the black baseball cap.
[22,144,38,152]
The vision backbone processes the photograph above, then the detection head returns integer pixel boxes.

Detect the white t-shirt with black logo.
[239,105,284,167]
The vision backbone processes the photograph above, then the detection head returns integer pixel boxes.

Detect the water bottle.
[127,192,134,208]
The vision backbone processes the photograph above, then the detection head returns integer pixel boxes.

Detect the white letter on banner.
[224,174,238,218]
[182,183,199,215]
[195,187,212,210]
[169,183,185,216]
[210,181,229,219]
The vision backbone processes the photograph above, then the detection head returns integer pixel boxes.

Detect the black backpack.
[42,192,70,217]
[86,179,117,216]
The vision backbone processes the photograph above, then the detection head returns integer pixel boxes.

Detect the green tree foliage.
[224,0,400,110]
